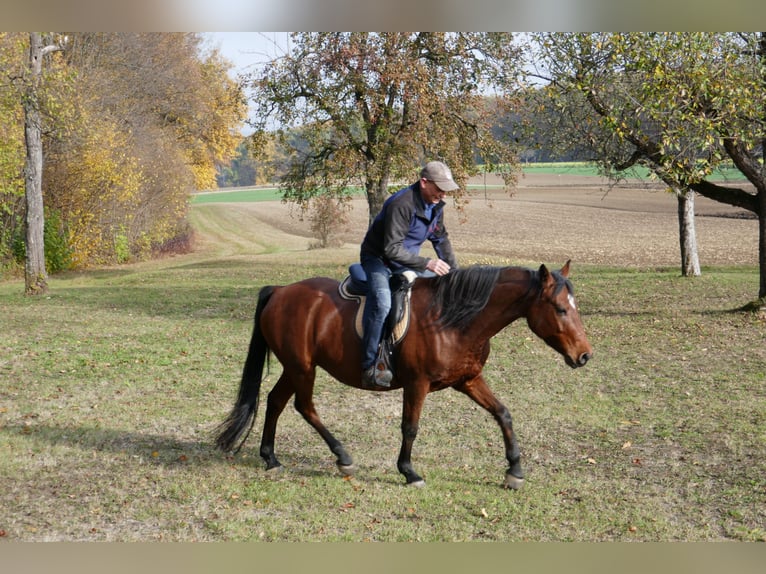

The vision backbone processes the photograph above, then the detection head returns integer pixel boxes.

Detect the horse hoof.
[265,464,284,474]
[407,479,426,488]
[503,474,524,490]
[337,464,356,476]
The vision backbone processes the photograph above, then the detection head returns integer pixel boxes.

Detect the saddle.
[339,264,417,367]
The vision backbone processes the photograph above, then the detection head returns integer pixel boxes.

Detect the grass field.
[1,174,765,542]
[193,188,285,203]
[191,162,749,204]
[518,161,747,181]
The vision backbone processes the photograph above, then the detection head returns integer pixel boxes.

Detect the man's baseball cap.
[420,161,459,192]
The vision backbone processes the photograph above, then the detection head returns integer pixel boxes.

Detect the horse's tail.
[215,285,275,454]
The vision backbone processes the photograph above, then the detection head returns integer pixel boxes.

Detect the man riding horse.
[359,160,459,388]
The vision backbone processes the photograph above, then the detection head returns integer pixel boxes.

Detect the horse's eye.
[555,305,567,315]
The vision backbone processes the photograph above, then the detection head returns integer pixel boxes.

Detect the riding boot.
[362,363,392,388]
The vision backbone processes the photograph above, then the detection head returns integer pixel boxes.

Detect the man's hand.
[426,258,451,276]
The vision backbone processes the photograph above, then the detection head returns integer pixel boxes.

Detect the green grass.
[192,187,286,203]
[519,161,747,182]
[1,206,765,541]
[521,161,615,176]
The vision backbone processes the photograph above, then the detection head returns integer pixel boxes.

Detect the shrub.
[43,209,73,272]
[10,208,73,273]
[309,195,349,249]
[114,227,131,263]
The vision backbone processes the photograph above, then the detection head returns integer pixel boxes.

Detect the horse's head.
[526,261,592,368]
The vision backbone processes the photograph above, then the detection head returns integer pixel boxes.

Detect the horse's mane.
[429,265,503,330]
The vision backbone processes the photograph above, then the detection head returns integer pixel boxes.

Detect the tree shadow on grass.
[50,283,260,321]
[0,421,237,469]
[43,259,269,321]
[1,421,406,485]
[164,259,262,272]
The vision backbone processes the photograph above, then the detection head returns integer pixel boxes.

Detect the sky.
[204,32,290,77]
[203,32,292,133]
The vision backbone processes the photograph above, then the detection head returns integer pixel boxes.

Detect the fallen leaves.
[556,488,583,503]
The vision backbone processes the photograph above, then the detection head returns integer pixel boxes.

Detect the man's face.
[420,178,447,205]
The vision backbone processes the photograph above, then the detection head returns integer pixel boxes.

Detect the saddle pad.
[338,275,411,345]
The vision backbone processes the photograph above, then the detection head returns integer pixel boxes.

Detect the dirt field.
[245,173,759,269]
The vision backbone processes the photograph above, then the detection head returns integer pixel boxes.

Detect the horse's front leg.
[454,375,524,489]
[397,382,429,487]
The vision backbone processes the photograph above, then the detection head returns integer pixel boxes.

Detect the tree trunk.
[23,32,48,296]
[759,187,766,299]
[365,174,390,226]
[677,189,701,277]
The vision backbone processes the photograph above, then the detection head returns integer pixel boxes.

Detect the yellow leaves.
[174,47,246,192]
[7,33,245,269]
[49,117,145,268]
[0,39,25,198]
[189,162,218,192]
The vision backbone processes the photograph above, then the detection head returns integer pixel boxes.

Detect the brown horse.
[216,261,592,488]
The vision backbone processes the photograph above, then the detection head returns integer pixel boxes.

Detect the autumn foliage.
[0,32,246,270]
[247,33,522,224]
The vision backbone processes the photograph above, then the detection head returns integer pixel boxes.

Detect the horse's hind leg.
[293,383,355,475]
[455,375,524,490]
[259,374,295,471]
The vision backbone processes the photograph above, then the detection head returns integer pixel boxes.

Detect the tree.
[677,189,701,277]
[1,33,246,273]
[526,81,703,277]
[246,32,522,224]
[48,33,246,265]
[530,33,766,299]
[22,32,65,295]
[216,139,258,187]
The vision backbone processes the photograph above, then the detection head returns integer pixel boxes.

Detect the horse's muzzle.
[566,351,592,368]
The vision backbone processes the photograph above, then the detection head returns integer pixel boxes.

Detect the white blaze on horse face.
[568,293,577,311]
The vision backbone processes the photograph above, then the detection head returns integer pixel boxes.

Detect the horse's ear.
[560,260,571,278]
[538,264,551,285]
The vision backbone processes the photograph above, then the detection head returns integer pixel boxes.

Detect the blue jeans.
[360,256,436,369]
[360,255,392,369]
